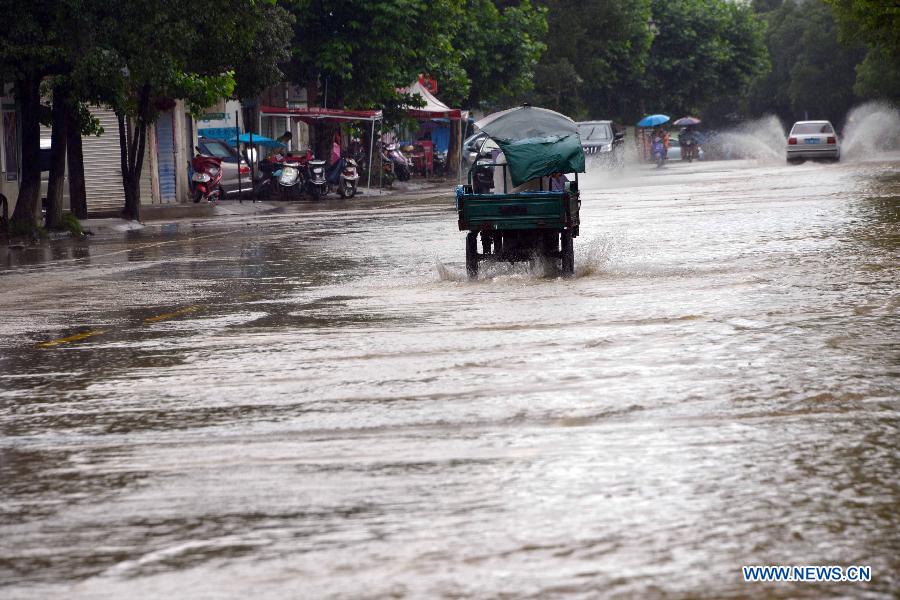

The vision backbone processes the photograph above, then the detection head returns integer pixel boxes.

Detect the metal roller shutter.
[155,111,177,202]
[83,109,126,213]
[83,108,154,213]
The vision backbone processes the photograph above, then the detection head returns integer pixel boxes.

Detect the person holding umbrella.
[674,117,702,161]
[637,114,670,162]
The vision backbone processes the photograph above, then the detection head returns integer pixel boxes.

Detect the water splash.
[575,235,615,277]
[435,258,464,282]
[715,115,787,163]
[841,102,900,161]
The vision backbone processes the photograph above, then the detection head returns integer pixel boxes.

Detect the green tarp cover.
[495,134,585,188]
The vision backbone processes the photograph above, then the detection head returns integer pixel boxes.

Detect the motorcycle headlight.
[280,166,298,184]
[192,172,211,182]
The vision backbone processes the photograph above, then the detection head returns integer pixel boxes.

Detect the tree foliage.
[747,0,866,126]
[0,0,74,229]
[80,0,292,220]
[643,0,768,121]
[530,0,653,120]
[452,0,547,110]
[824,0,900,100]
[283,0,546,114]
[0,0,291,225]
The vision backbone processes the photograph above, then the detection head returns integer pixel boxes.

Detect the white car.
[787,120,840,163]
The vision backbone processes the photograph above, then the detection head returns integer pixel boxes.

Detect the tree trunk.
[306,77,322,157]
[66,103,87,219]
[118,84,151,221]
[10,76,43,231]
[448,118,460,179]
[45,84,68,230]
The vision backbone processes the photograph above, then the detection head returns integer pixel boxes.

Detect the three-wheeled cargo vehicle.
[455,105,586,279]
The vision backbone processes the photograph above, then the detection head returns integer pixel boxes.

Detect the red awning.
[259,106,383,123]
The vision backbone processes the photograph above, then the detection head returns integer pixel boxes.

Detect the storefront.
[258,106,383,188]
[398,79,467,179]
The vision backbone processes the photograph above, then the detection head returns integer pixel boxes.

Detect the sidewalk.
[80,178,457,235]
[2,178,458,244]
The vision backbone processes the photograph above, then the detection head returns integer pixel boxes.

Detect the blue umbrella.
[637,114,670,127]
[228,132,284,148]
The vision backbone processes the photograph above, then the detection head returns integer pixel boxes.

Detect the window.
[200,139,237,161]
[792,122,834,134]
[578,123,612,141]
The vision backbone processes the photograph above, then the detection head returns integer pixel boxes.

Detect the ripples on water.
[1,155,898,598]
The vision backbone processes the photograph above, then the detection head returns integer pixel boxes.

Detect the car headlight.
[601,144,612,152]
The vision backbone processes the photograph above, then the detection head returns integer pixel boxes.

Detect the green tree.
[747,0,865,126]
[643,0,768,122]
[0,0,70,232]
[531,0,653,120]
[825,0,900,100]
[285,0,465,113]
[284,1,546,114]
[1,0,291,228]
[84,0,292,220]
[452,0,547,111]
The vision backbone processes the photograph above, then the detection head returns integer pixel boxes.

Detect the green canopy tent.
[475,105,586,188]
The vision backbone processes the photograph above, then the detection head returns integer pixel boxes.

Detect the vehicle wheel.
[466,231,479,280]
[560,230,574,276]
[397,164,410,181]
[193,190,202,203]
[309,186,320,202]
[481,232,493,256]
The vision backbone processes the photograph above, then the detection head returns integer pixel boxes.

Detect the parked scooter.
[305,158,328,200]
[277,152,307,200]
[380,144,397,187]
[253,159,275,199]
[326,157,360,198]
[385,143,411,181]
[191,150,223,203]
[433,150,448,177]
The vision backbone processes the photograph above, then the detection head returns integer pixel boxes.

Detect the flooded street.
[1,156,898,598]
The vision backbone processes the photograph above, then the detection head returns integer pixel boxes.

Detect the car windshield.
[466,133,486,150]
[578,123,612,141]
[479,138,499,155]
[792,122,834,134]
[201,140,236,160]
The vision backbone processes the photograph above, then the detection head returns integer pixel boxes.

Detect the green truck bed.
[456,188,580,232]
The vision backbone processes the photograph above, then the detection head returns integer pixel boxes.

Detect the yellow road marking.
[144,306,200,323]
[37,330,107,348]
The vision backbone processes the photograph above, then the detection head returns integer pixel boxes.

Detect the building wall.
[0,89,20,218]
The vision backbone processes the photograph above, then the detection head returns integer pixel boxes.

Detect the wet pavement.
[1,156,898,598]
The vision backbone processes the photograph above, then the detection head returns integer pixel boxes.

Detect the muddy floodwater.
[1,156,898,598]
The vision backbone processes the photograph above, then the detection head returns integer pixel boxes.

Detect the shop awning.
[259,106,383,124]
[399,80,462,119]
